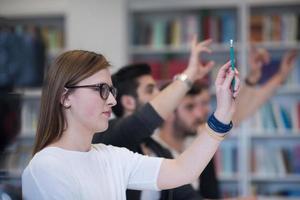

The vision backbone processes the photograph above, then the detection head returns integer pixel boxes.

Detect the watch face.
[180,74,187,80]
[175,74,192,88]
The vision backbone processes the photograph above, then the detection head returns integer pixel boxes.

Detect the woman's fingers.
[215,61,231,86]
[223,69,235,89]
[190,35,197,49]
[233,75,241,98]
[198,38,213,46]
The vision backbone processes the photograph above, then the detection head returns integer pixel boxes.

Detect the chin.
[95,121,109,133]
[99,126,108,133]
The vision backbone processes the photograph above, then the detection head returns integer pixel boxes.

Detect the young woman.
[22,49,240,199]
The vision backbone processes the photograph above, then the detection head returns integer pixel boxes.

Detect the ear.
[120,95,136,113]
[61,88,71,108]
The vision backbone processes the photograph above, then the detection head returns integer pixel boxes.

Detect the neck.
[50,117,93,152]
[159,123,185,153]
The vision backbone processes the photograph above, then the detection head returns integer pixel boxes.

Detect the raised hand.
[184,35,215,82]
[278,50,298,82]
[214,61,240,124]
[247,47,270,84]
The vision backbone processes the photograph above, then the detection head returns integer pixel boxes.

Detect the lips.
[102,111,111,118]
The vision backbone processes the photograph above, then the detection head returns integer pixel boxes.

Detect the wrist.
[207,113,233,135]
[245,76,258,87]
[173,73,193,88]
[274,73,285,85]
[183,69,196,82]
[214,109,232,125]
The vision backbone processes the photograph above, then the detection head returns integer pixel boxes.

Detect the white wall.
[0,0,128,71]
[66,0,128,71]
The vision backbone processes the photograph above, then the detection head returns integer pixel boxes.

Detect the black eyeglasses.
[65,83,117,100]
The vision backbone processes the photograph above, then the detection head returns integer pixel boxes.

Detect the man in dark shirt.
[155,83,220,199]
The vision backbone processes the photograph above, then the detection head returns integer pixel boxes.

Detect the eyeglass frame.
[65,83,117,100]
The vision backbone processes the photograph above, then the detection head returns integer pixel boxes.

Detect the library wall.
[0,0,128,70]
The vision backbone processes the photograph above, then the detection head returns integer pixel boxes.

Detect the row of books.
[132,10,236,47]
[250,101,300,134]
[220,185,239,199]
[14,24,64,53]
[135,55,300,86]
[251,145,300,176]
[215,143,238,177]
[253,185,300,197]
[40,26,64,52]
[214,144,300,179]
[250,14,300,43]
[0,140,34,176]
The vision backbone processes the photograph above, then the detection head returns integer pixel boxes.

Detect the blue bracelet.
[207,113,233,134]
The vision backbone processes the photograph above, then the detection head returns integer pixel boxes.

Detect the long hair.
[32,50,110,155]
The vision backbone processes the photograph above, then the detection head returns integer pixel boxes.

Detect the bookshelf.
[127,0,300,198]
[0,16,64,190]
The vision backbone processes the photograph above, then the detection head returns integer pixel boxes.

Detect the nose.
[107,92,117,107]
[194,108,202,119]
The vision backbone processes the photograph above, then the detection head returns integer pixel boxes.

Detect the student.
[22,49,240,199]
[152,84,219,199]
[92,38,215,153]
[92,38,214,199]
[153,48,297,199]
[95,63,203,200]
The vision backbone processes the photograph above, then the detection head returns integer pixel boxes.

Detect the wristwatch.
[173,73,193,88]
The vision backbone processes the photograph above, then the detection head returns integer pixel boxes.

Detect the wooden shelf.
[250,42,300,51]
[251,175,300,183]
[277,86,300,95]
[218,174,240,182]
[128,0,239,11]
[14,88,42,99]
[250,132,300,139]
[130,43,241,55]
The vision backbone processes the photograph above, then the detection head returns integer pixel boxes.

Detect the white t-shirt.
[22,144,163,200]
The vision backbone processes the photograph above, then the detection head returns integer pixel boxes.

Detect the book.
[220,11,236,43]
[250,15,264,42]
[166,59,188,79]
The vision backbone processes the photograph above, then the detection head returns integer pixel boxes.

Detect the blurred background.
[0,0,300,199]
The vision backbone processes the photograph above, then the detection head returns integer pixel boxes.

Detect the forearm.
[232,84,257,125]
[233,74,283,125]
[157,61,238,190]
[157,129,221,190]
[150,79,191,120]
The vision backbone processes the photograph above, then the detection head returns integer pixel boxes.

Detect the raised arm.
[150,37,215,120]
[157,61,240,189]
[233,49,297,125]
[93,37,215,148]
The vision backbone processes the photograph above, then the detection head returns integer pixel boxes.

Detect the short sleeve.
[109,146,163,191]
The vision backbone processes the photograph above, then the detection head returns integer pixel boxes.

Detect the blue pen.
[230,39,235,92]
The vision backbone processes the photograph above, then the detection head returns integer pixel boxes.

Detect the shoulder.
[29,148,65,169]
[22,148,79,199]
[22,147,72,181]
[92,143,134,157]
